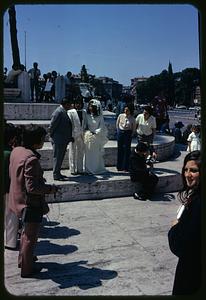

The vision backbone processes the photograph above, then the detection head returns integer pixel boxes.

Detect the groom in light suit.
[67,95,87,175]
[49,97,74,180]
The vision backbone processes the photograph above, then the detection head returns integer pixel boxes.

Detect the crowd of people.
[4,62,88,103]
[3,92,202,294]
[172,121,201,151]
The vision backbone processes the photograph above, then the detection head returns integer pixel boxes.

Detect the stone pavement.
[4,192,180,296]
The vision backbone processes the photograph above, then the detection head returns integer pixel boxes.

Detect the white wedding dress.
[83,113,108,175]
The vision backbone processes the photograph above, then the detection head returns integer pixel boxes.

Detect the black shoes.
[18,256,38,268]
[133,193,147,201]
[21,265,43,278]
[5,246,18,251]
[71,171,88,175]
[53,174,69,181]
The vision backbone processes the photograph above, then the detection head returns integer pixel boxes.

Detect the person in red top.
[8,126,58,278]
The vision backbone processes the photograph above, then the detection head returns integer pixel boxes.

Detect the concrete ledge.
[5,120,175,161]
[4,103,58,120]
[4,89,22,102]
[4,88,21,96]
[5,116,117,140]
[44,152,186,203]
[4,102,116,120]
[39,136,175,170]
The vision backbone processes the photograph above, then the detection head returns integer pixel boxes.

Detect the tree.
[8,5,21,69]
[167,62,175,106]
[180,68,200,106]
[135,66,200,107]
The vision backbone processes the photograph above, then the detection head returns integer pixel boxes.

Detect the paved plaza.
[4,192,179,296]
[3,103,194,296]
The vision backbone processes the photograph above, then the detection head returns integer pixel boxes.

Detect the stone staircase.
[3,88,22,102]
[4,102,184,203]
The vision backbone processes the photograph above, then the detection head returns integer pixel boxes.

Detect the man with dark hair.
[28,62,41,102]
[49,97,74,180]
[67,95,86,175]
[4,64,22,87]
[129,142,159,200]
[8,125,57,277]
[22,125,47,148]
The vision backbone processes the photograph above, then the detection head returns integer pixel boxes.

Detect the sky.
[3,4,200,86]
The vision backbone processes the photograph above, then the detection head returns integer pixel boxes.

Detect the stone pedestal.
[55,75,66,103]
[17,71,30,102]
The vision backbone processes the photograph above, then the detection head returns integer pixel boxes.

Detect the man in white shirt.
[67,96,86,175]
[136,105,157,159]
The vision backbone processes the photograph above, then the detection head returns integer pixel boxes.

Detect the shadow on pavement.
[154,168,180,175]
[31,260,118,290]
[35,240,78,256]
[42,219,60,226]
[69,172,112,183]
[39,226,80,239]
[151,193,176,202]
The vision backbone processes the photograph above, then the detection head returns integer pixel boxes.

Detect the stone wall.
[4,102,175,161]
[4,103,58,120]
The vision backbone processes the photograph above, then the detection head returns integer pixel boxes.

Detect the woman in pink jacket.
[8,126,58,278]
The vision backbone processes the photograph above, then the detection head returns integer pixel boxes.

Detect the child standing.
[187,124,201,152]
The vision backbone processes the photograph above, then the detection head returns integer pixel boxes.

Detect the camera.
[146,155,155,165]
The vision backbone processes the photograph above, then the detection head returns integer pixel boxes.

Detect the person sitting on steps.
[129,142,159,201]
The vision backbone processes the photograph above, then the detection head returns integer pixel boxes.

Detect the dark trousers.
[52,142,68,177]
[172,258,201,295]
[18,222,41,276]
[30,79,40,101]
[133,172,159,198]
[117,130,132,171]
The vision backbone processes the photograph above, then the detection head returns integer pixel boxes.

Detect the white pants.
[4,194,19,248]
[69,135,85,174]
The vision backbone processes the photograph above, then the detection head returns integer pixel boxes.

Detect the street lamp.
[24,31,26,70]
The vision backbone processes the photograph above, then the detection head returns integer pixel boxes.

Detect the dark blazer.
[129,150,149,182]
[168,191,201,295]
[49,105,73,144]
[8,146,52,218]
[4,146,12,194]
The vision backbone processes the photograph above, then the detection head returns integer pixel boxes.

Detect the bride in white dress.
[83,99,108,175]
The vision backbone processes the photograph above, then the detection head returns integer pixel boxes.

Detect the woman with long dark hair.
[168,150,201,295]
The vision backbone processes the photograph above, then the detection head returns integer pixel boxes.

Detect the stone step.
[6,116,117,140]
[4,102,58,120]
[44,150,187,203]
[39,135,175,170]
[4,88,21,99]
[4,102,116,120]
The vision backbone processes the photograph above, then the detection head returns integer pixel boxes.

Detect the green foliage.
[135,63,200,107]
